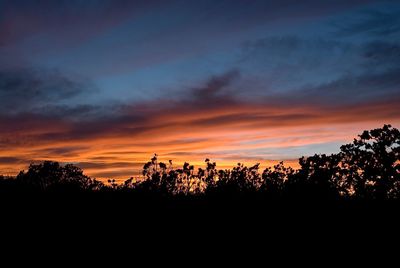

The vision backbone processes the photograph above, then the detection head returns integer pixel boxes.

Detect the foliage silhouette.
[14,161,104,192]
[1,125,399,202]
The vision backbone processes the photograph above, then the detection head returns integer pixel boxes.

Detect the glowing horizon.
[2,122,398,182]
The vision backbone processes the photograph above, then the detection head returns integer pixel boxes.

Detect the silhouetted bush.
[337,124,400,199]
[15,161,104,192]
[1,125,399,201]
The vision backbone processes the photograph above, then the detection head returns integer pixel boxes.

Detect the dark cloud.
[362,41,400,67]
[241,35,399,74]
[239,32,400,100]
[0,68,94,113]
[32,146,89,158]
[0,113,65,134]
[191,70,240,99]
[32,104,106,120]
[0,0,163,46]
[238,36,362,95]
[334,8,400,37]
[291,68,400,105]
[116,69,242,118]
[242,36,350,59]
[0,157,23,164]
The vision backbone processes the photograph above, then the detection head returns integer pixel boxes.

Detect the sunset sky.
[1,0,400,181]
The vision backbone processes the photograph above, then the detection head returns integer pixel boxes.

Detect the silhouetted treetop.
[16,161,103,191]
[1,125,399,200]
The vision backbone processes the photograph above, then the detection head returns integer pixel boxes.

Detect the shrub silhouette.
[285,154,341,200]
[15,161,103,192]
[1,125,399,201]
[337,124,400,199]
[262,162,293,198]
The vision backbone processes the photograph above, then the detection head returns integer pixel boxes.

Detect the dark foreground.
[3,192,400,227]
[2,192,399,264]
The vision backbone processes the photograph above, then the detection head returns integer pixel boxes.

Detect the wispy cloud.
[334,8,400,37]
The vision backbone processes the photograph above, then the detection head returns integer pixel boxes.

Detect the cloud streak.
[0,68,96,114]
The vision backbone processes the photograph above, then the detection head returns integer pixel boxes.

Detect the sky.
[1,0,400,181]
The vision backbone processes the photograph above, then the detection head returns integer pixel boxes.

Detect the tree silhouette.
[285,154,341,199]
[262,162,293,198]
[337,124,400,199]
[16,161,103,192]
[1,125,399,201]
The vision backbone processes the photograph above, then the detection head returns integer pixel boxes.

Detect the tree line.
[1,124,399,200]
